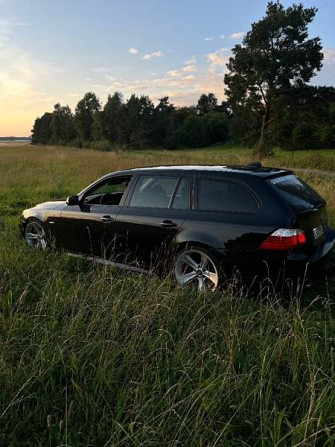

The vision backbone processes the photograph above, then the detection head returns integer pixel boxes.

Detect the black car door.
[186,176,261,257]
[59,175,133,256]
[115,175,191,268]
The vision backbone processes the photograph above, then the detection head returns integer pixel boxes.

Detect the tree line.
[32,2,335,153]
[31,92,230,150]
[31,85,335,152]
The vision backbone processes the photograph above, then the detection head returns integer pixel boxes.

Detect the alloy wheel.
[175,248,219,291]
[25,221,48,249]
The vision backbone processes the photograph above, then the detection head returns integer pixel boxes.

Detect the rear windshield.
[268,174,325,212]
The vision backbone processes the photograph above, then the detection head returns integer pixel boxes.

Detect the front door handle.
[100,215,114,223]
[160,220,177,228]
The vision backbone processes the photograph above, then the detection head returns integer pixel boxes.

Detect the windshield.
[268,174,325,212]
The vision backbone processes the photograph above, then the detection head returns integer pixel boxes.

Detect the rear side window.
[130,176,179,208]
[197,178,258,213]
[269,175,325,212]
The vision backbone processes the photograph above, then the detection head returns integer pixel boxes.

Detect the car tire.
[24,218,49,250]
[174,245,223,291]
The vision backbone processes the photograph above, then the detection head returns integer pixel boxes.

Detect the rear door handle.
[160,220,177,228]
[100,215,114,223]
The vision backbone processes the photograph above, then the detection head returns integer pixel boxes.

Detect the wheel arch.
[22,208,47,224]
[174,240,215,254]
[174,230,226,254]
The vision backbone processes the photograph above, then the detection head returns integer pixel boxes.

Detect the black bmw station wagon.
[21,164,335,290]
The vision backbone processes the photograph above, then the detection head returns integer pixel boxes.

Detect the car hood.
[33,200,67,211]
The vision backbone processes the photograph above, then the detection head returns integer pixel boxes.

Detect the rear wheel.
[24,219,48,249]
[174,246,222,291]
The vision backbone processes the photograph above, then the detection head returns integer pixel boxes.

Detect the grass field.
[1,144,335,446]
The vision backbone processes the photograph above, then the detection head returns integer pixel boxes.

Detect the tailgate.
[267,173,328,249]
[294,205,327,248]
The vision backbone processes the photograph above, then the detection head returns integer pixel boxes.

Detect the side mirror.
[66,195,80,206]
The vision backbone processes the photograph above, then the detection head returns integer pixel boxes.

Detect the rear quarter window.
[268,175,325,212]
[197,178,258,213]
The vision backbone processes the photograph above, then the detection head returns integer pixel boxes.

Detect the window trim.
[125,174,186,210]
[194,175,260,214]
[169,177,191,210]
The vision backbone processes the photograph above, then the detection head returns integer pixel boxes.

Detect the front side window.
[84,176,131,205]
[130,176,179,208]
[197,178,258,213]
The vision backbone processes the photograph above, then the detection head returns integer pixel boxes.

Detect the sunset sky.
[0,0,334,136]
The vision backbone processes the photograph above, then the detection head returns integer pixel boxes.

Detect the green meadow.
[1,143,335,446]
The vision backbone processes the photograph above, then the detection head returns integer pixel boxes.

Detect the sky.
[0,0,334,136]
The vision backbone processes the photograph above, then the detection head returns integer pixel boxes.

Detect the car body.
[20,163,335,290]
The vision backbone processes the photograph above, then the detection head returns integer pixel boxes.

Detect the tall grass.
[0,144,334,445]
[1,240,335,446]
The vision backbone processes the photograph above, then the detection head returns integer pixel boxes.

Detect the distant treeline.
[31,92,230,150]
[0,137,31,141]
[31,86,335,151]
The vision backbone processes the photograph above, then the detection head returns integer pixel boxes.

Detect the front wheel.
[24,219,49,249]
[174,246,222,291]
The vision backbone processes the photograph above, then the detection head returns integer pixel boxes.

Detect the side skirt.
[67,252,152,275]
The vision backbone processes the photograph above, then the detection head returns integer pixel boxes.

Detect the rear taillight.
[260,229,306,250]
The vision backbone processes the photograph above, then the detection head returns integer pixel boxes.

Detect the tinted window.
[269,175,325,212]
[171,178,190,210]
[130,176,179,208]
[84,177,131,205]
[198,179,258,213]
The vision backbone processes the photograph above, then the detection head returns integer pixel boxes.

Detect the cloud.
[142,50,163,60]
[85,77,93,81]
[106,80,123,89]
[0,50,61,135]
[167,70,181,77]
[312,48,335,86]
[229,31,245,39]
[182,64,198,73]
[105,75,117,81]
[220,35,225,39]
[185,58,197,65]
[207,48,229,69]
[116,73,198,94]
[323,49,335,62]
[204,37,213,41]
[128,47,138,54]
[0,20,67,135]
[92,66,114,73]
[0,44,64,99]
[13,22,30,27]
[182,75,196,81]
[0,19,30,44]
[84,46,230,109]
[0,19,12,42]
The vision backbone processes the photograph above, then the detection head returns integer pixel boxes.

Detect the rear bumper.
[219,228,335,280]
[286,228,335,264]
